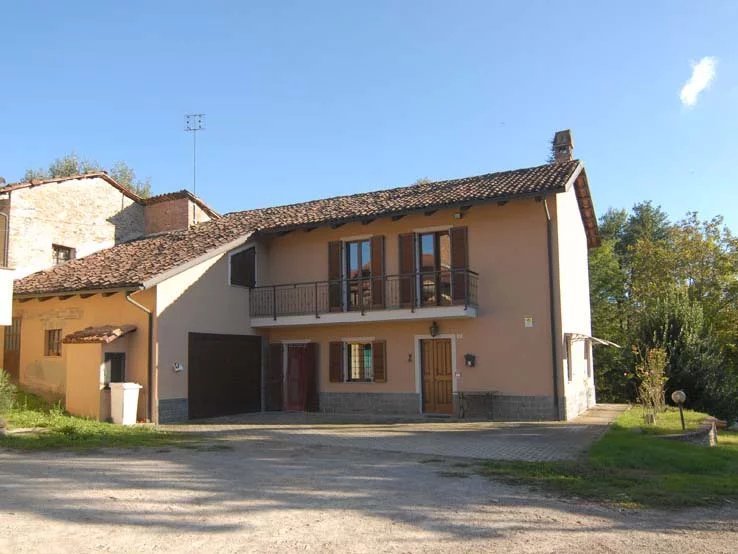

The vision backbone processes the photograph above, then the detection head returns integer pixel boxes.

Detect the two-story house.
[0,173,218,388]
[8,130,602,423]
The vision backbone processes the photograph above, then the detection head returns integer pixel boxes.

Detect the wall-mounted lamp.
[429,321,439,337]
[172,362,184,373]
[407,353,413,363]
[464,353,476,367]
[453,212,463,220]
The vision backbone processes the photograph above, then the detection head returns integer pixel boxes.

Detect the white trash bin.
[109,382,143,425]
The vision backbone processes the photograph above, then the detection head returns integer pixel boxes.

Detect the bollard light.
[671,390,687,431]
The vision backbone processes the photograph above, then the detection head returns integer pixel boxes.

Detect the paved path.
[164,404,628,462]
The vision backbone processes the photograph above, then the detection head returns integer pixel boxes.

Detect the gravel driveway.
[1,436,736,553]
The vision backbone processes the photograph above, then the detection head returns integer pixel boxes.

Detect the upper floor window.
[345,239,371,310]
[230,247,256,287]
[52,244,75,266]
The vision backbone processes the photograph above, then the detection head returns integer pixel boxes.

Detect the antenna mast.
[184,114,205,224]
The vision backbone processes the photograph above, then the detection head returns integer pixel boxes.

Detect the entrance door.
[103,352,126,385]
[3,317,21,381]
[284,343,318,412]
[421,338,453,414]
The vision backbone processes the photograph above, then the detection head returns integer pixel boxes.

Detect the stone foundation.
[158,398,188,423]
[319,392,420,415]
[459,393,559,421]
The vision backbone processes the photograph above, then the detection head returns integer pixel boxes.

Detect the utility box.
[109,383,142,425]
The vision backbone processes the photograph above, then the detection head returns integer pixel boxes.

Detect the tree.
[21,153,151,198]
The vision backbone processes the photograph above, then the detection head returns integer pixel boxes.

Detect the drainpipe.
[125,290,155,424]
[542,198,562,420]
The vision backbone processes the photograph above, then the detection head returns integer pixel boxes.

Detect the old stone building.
[0,172,218,383]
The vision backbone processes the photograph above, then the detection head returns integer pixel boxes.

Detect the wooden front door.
[421,338,453,414]
[284,343,318,412]
[3,317,21,381]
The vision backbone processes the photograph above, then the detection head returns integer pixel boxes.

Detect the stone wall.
[5,177,144,278]
[158,398,189,423]
[319,392,420,415]
[460,392,558,421]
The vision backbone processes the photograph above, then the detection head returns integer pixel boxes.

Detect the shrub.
[0,369,17,415]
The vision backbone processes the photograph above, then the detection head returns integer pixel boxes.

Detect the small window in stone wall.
[45,329,62,357]
[52,244,75,266]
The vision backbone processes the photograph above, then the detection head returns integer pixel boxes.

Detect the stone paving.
[163,403,628,462]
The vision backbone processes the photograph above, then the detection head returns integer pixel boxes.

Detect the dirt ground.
[1,437,736,553]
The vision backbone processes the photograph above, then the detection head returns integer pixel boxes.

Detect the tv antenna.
[184,114,205,197]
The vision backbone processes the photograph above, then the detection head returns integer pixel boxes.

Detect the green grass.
[0,391,193,450]
[481,407,738,508]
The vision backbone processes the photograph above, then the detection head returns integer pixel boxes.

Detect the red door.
[284,343,318,412]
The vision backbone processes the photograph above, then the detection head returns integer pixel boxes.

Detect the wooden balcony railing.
[249,269,479,320]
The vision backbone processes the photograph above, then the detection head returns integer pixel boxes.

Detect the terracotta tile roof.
[143,189,220,219]
[62,325,137,344]
[14,160,594,297]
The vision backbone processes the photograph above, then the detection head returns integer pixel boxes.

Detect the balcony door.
[418,231,452,306]
[346,239,372,311]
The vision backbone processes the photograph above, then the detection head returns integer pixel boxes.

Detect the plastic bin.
[109,382,142,425]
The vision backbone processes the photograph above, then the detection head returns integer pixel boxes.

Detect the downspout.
[125,290,155,424]
[542,197,562,420]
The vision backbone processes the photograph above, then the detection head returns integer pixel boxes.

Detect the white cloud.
[680,56,718,107]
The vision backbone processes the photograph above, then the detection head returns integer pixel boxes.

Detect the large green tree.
[590,203,738,422]
[22,153,151,198]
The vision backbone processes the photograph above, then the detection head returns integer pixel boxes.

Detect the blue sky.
[2,1,737,230]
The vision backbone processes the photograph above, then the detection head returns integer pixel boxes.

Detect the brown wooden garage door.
[188,332,262,419]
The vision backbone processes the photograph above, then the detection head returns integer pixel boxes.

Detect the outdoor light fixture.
[464,353,476,367]
[671,390,687,430]
[429,321,439,337]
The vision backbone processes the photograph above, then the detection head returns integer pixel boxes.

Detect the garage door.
[188,332,262,419]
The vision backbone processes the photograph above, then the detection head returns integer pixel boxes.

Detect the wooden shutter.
[372,341,386,383]
[398,233,416,306]
[329,341,344,382]
[266,343,284,410]
[370,235,385,308]
[450,226,469,303]
[328,241,342,311]
[304,342,319,412]
[231,247,256,287]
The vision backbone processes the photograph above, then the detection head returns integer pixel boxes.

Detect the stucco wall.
[155,246,255,406]
[553,185,596,419]
[65,343,103,419]
[5,177,144,278]
[260,201,556,399]
[12,290,154,419]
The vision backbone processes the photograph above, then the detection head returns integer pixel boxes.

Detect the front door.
[284,343,318,412]
[3,317,21,381]
[421,338,453,414]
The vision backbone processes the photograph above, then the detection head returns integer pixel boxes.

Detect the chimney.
[552,129,574,163]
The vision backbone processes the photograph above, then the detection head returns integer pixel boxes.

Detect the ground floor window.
[346,342,373,382]
[44,329,62,357]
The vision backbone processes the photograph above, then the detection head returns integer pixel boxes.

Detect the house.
[0,172,219,381]
[6,130,602,423]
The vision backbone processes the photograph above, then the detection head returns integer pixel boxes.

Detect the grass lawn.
[0,391,192,450]
[481,406,738,508]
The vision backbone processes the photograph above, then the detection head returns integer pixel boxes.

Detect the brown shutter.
[328,241,342,311]
[372,341,386,383]
[398,233,416,307]
[450,226,468,303]
[230,247,256,287]
[329,341,344,382]
[370,235,385,308]
[267,343,284,410]
[304,342,319,411]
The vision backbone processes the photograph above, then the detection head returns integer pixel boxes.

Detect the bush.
[0,369,17,415]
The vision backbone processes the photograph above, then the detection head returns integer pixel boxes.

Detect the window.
[44,329,62,357]
[52,244,75,266]
[103,352,126,386]
[345,239,371,310]
[346,342,373,382]
[230,247,256,287]
[329,340,386,383]
[418,231,451,306]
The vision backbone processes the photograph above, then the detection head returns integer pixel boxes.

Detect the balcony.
[249,269,478,327]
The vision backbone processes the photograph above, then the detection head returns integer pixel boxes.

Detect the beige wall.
[12,290,154,419]
[4,177,144,279]
[260,201,557,397]
[155,246,255,404]
[65,343,103,419]
[553,184,596,419]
